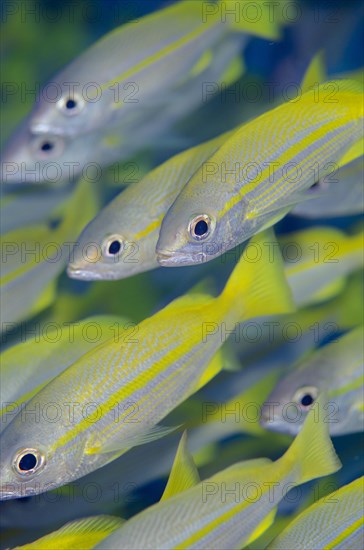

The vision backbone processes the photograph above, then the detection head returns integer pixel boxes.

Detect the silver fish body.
[29,2,236,137]
[1,34,243,185]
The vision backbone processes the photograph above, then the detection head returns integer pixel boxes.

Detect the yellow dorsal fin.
[279,393,342,484]
[301,50,326,92]
[337,136,364,169]
[161,431,200,500]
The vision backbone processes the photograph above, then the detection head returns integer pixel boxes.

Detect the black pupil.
[300,394,314,407]
[40,142,54,152]
[194,220,208,237]
[19,453,37,471]
[66,98,77,109]
[108,240,121,255]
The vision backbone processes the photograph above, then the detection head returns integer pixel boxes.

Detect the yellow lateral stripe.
[217,117,357,220]
[325,515,364,549]
[90,342,209,448]
[54,298,224,452]
[101,18,219,93]
[52,325,205,450]
[178,481,273,548]
[133,214,164,241]
[328,372,364,398]
[248,122,359,210]
[85,339,207,449]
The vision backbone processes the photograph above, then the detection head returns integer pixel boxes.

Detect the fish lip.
[157,250,206,266]
[30,121,60,135]
[0,484,38,500]
[67,264,123,281]
[0,489,17,500]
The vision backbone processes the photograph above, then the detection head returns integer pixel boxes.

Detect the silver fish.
[260,326,364,436]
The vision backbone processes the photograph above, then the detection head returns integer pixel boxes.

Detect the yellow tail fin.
[221,228,295,320]
[216,0,285,40]
[280,393,342,484]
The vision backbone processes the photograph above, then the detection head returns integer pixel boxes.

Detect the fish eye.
[32,135,65,159]
[13,448,45,476]
[40,142,53,152]
[188,214,214,241]
[292,386,319,409]
[103,235,124,258]
[58,94,85,116]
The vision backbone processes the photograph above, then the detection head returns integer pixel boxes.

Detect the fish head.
[156,181,252,266]
[0,407,86,500]
[67,197,155,280]
[260,369,321,436]
[1,118,71,184]
[29,81,106,137]
[0,117,108,185]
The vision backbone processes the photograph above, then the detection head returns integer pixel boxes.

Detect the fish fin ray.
[86,424,179,455]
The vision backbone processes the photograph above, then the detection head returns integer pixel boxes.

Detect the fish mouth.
[30,121,61,135]
[67,264,105,281]
[0,484,39,500]
[0,490,16,500]
[157,250,206,266]
[259,407,279,428]
[66,264,126,281]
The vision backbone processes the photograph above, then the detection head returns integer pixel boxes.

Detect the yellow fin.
[309,276,346,303]
[193,348,227,392]
[280,393,342,484]
[14,515,124,550]
[161,431,200,501]
[244,507,277,546]
[221,228,295,319]
[219,55,245,87]
[220,0,285,39]
[28,278,57,318]
[189,49,213,78]
[337,136,364,169]
[301,50,326,92]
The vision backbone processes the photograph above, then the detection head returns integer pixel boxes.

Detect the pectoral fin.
[86,424,179,455]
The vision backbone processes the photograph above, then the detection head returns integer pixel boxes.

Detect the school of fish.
[0,1,363,549]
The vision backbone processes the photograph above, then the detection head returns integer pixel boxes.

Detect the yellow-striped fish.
[29,0,282,137]
[0,229,294,500]
[2,34,242,185]
[68,130,233,280]
[261,325,364,436]
[96,399,341,550]
[268,477,364,549]
[156,80,364,265]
